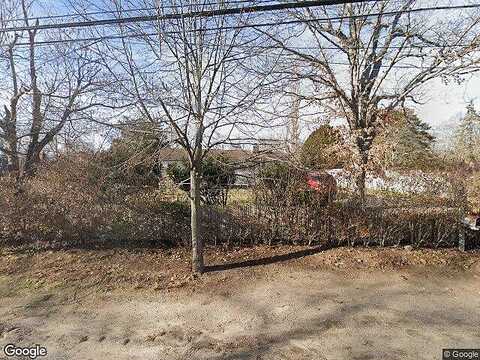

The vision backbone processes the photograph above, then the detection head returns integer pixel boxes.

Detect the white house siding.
[327,169,451,195]
[234,168,253,187]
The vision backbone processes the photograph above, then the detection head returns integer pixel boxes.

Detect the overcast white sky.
[416,74,480,126]
[413,74,480,147]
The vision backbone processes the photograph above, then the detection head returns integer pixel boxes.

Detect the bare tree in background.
[92,0,279,273]
[0,0,15,46]
[0,0,112,178]
[266,0,480,203]
[0,0,23,173]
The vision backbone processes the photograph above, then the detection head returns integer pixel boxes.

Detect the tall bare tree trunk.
[190,168,204,273]
[355,129,374,205]
[3,119,20,174]
[23,150,42,176]
[356,165,367,205]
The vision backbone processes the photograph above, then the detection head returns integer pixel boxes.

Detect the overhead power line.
[8,2,480,48]
[3,0,282,24]
[2,1,479,39]
[0,0,381,33]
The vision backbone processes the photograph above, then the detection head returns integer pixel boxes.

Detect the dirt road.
[0,247,479,359]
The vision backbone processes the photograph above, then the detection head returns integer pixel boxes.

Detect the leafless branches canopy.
[93,0,279,272]
[0,0,114,177]
[264,0,480,201]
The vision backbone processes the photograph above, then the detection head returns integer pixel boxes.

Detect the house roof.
[157,148,284,164]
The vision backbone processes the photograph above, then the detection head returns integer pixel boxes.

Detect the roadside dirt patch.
[0,246,479,359]
[0,246,478,296]
[472,259,480,276]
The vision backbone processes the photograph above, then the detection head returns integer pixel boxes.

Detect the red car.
[306,172,337,203]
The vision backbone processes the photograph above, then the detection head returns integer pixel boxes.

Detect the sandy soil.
[0,246,479,360]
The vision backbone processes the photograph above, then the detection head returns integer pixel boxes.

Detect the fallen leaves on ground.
[0,245,478,295]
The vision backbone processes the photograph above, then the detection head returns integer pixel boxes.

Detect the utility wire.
[8,2,480,48]
[4,1,479,71]
[0,0,382,33]
[3,2,480,43]
[2,0,283,24]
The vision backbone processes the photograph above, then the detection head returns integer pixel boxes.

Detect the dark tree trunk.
[354,129,374,205]
[356,165,367,205]
[5,149,20,176]
[190,168,204,273]
[23,148,42,177]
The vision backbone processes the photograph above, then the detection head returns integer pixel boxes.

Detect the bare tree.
[265,0,480,203]
[0,0,113,178]
[0,0,14,46]
[0,0,23,173]
[91,0,279,273]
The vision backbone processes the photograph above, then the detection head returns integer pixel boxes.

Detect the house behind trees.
[158,147,282,188]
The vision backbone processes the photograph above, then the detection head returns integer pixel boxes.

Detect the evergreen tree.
[301,125,343,169]
[454,103,480,163]
[166,155,236,206]
[373,110,436,170]
[101,121,167,187]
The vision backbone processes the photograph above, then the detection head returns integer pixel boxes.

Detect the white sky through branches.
[23,0,480,148]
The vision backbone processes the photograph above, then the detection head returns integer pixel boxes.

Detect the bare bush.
[0,153,191,248]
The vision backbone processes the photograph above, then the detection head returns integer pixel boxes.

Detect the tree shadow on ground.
[204,244,331,273]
